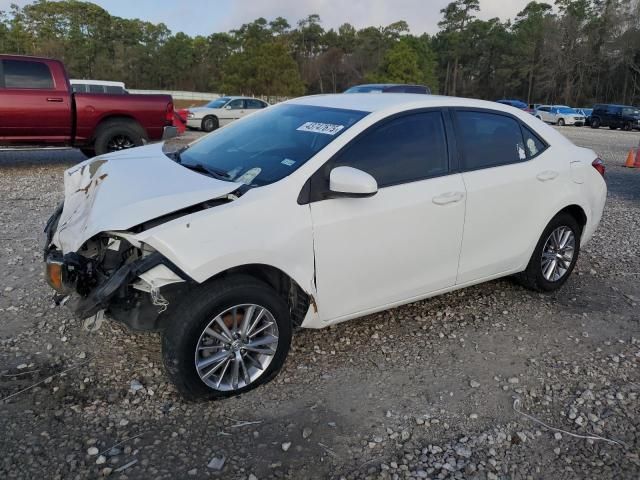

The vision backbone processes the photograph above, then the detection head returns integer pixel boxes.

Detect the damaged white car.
[44,94,607,400]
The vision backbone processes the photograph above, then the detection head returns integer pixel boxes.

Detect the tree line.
[1,0,639,106]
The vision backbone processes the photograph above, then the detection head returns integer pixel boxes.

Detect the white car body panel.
[52,143,241,253]
[49,93,607,331]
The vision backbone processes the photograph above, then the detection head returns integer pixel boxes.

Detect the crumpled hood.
[53,143,240,253]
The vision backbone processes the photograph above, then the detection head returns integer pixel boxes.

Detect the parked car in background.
[576,108,593,126]
[496,99,532,113]
[0,55,176,156]
[344,84,431,94]
[590,104,640,130]
[71,79,127,94]
[535,105,585,126]
[186,96,269,132]
[43,93,606,400]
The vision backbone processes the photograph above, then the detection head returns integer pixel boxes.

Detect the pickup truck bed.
[0,55,177,156]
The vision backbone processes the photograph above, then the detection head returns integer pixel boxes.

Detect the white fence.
[128,89,221,101]
[128,89,289,105]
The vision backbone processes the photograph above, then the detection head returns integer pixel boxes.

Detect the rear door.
[309,109,467,321]
[245,99,268,115]
[452,109,559,284]
[0,58,72,143]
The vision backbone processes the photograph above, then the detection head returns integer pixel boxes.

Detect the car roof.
[287,93,531,114]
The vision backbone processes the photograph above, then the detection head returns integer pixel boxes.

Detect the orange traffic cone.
[635,145,640,167]
[625,148,636,167]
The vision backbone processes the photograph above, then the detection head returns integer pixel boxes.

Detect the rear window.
[456,111,526,170]
[105,85,125,94]
[2,60,54,89]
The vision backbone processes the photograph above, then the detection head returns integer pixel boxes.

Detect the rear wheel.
[515,213,581,292]
[162,275,292,400]
[590,118,600,129]
[557,118,565,126]
[94,119,146,156]
[201,116,219,132]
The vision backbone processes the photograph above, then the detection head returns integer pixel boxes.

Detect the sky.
[0,0,533,36]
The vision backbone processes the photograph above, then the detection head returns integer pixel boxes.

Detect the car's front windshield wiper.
[181,162,233,181]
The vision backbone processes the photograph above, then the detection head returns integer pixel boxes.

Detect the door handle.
[46,97,64,102]
[432,191,465,206]
[536,170,559,182]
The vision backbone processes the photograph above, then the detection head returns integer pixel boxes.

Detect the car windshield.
[557,107,576,114]
[176,104,368,187]
[623,107,640,116]
[344,86,384,93]
[204,97,231,108]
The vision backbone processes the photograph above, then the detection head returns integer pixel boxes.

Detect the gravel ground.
[0,127,638,480]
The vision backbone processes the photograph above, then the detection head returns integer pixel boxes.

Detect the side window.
[227,99,244,109]
[3,60,54,89]
[455,111,526,170]
[521,125,547,158]
[72,84,86,93]
[105,85,124,94]
[333,111,449,187]
[245,99,261,109]
[88,84,105,93]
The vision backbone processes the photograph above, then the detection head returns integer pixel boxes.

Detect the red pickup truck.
[0,55,177,156]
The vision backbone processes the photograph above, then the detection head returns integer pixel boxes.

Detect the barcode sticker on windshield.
[297,122,345,135]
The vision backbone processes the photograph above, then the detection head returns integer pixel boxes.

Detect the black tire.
[590,118,600,129]
[201,116,219,132]
[623,122,633,131]
[162,275,292,401]
[557,118,565,126]
[94,119,146,156]
[515,212,581,292]
[80,148,95,158]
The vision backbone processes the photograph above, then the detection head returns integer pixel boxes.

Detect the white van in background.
[70,79,127,94]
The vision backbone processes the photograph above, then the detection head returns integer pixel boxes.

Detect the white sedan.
[186,96,269,131]
[535,105,586,126]
[44,94,607,399]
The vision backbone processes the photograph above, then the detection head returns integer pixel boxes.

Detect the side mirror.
[329,166,378,198]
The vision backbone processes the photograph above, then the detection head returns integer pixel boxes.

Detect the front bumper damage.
[44,205,191,332]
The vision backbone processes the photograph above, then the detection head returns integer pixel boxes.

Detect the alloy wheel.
[106,134,135,151]
[541,226,575,282]
[194,304,279,391]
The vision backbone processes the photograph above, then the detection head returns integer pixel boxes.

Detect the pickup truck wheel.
[162,275,292,401]
[201,116,219,132]
[94,119,146,156]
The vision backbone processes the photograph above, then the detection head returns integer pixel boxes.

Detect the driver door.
[308,110,467,323]
[220,99,245,126]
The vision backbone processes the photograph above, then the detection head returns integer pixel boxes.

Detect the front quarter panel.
[134,182,316,301]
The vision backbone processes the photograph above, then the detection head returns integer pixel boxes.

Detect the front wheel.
[623,122,633,131]
[162,276,292,400]
[590,118,600,129]
[515,213,581,292]
[557,118,565,126]
[201,116,219,133]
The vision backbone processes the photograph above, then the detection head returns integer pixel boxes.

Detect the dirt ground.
[0,127,638,480]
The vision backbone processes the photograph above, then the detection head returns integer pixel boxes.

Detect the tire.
[590,118,600,129]
[557,118,565,126]
[201,116,219,132]
[94,119,146,156]
[623,122,633,131]
[515,212,581,293]
[80,148,95,158]
[162,275,292,401]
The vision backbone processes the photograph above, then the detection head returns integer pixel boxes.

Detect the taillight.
[592,158,605,177]
[165,102,174,125]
